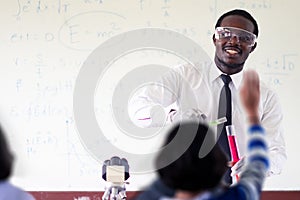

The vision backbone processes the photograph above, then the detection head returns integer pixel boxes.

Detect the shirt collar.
[210,64,243,89]
[209,62,220,82]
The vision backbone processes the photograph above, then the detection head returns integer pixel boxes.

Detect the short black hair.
[215,9,259,37]
[0,124,14,180]
[156,121,228,191]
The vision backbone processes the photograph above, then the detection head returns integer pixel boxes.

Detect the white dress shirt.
[128,62,286,175]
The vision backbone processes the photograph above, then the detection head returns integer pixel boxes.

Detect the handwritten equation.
[14,0,71,17]
[260,54,298,86]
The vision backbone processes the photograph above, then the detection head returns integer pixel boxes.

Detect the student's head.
[213,9,258,75]
[156,121,228,192]
[0,125,14,180]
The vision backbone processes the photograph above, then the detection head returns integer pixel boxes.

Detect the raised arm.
[235,70,269,200]
[239,70,260,125]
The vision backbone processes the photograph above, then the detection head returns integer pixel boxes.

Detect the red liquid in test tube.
[226,125,240,182]
[228,135,239,162]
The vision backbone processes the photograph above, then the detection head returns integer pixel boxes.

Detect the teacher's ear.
[212,34,217,45]
[250,42,257,53]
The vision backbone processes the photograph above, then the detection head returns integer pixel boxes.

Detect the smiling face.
[213,15,256,75]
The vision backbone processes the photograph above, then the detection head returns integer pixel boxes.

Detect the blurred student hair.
[156,121,228,192]
[0,124,14,180]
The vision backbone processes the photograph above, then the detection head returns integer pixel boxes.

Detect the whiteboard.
[1,0,299,191]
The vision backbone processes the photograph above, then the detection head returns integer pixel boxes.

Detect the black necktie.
[217,74,232,184]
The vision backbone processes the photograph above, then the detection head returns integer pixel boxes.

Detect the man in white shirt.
[134,70,270,200]
[128,9,286,179]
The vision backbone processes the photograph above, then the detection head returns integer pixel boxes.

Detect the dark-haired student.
[134,70,269,200]
[0,125,35,200]
[129,9,286,184]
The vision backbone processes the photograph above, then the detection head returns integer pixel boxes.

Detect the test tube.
[226,125,240,163]
[226,125,240,183]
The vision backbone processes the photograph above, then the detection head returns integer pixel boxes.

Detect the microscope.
[102,156,130,200]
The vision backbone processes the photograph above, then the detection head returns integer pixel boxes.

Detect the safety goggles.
[215,27,257,47]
